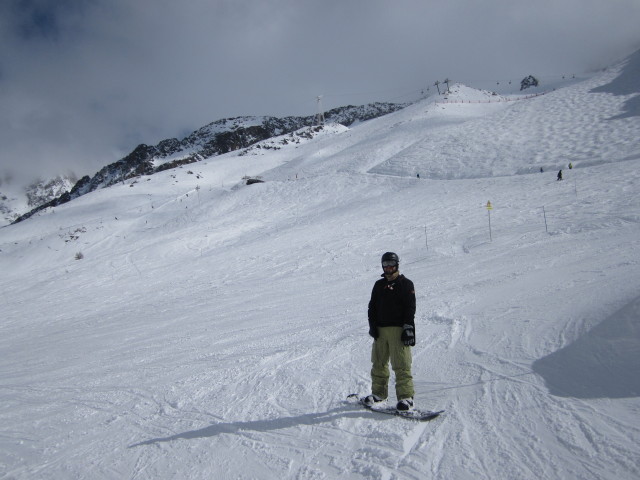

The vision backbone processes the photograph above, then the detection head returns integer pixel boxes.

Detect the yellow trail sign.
[486,201,493,210]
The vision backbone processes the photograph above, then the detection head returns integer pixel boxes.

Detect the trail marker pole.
[316,96,325,126]
[425,225,429,250]
[486,201,493,241]
[543,206,548,233]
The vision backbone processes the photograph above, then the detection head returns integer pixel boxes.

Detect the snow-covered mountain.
[0,174,78,225]
[7,102,406,226]
[25,175,78,207]
[1,51,639,480]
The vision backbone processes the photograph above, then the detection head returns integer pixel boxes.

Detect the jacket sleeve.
[402,278,416,328]
[368,283,378,328]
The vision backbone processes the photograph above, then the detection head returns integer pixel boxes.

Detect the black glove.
[401,324,415,346]
[369,324,378,339]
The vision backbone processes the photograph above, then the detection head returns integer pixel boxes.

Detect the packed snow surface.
[1,55,640,479]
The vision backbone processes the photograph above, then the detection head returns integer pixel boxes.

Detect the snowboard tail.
[347,394,443,421]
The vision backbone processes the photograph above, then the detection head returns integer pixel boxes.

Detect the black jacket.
[368,274,416,330]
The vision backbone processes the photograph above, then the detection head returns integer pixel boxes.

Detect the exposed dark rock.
[12,102,407,224]
[520,75,539,91]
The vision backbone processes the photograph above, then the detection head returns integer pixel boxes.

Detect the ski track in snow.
[1,59,640,479]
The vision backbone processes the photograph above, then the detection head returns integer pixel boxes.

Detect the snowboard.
[347,394,444,421]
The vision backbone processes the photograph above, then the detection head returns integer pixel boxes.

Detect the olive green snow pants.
[371,326,415,400]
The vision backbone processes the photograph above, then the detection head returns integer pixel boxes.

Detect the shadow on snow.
[533,295,640,399]
[129,405,375,448]
[590,49,640,119]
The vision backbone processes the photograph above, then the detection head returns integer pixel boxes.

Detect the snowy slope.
[1,53,640,480]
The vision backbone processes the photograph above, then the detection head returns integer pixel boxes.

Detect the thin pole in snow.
[543,206,548,234]
[486,201,493,241]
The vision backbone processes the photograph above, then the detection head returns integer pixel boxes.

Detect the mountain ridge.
[7,102,406,225]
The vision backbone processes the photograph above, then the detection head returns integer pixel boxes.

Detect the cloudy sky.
[1,0,639,183]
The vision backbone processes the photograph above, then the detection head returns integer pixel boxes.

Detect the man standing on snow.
[365,252,416,411]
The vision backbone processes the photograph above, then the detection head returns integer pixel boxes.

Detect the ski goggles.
[382,261,398,267]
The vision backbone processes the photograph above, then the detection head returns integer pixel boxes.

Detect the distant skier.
[540,167,544,173]
[365,252,416,412]
[557,170,563,181]
[569,162,573,169]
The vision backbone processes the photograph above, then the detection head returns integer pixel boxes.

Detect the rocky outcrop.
[12,102,407,224]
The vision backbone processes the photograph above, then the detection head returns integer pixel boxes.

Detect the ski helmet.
[381,252,399,267]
